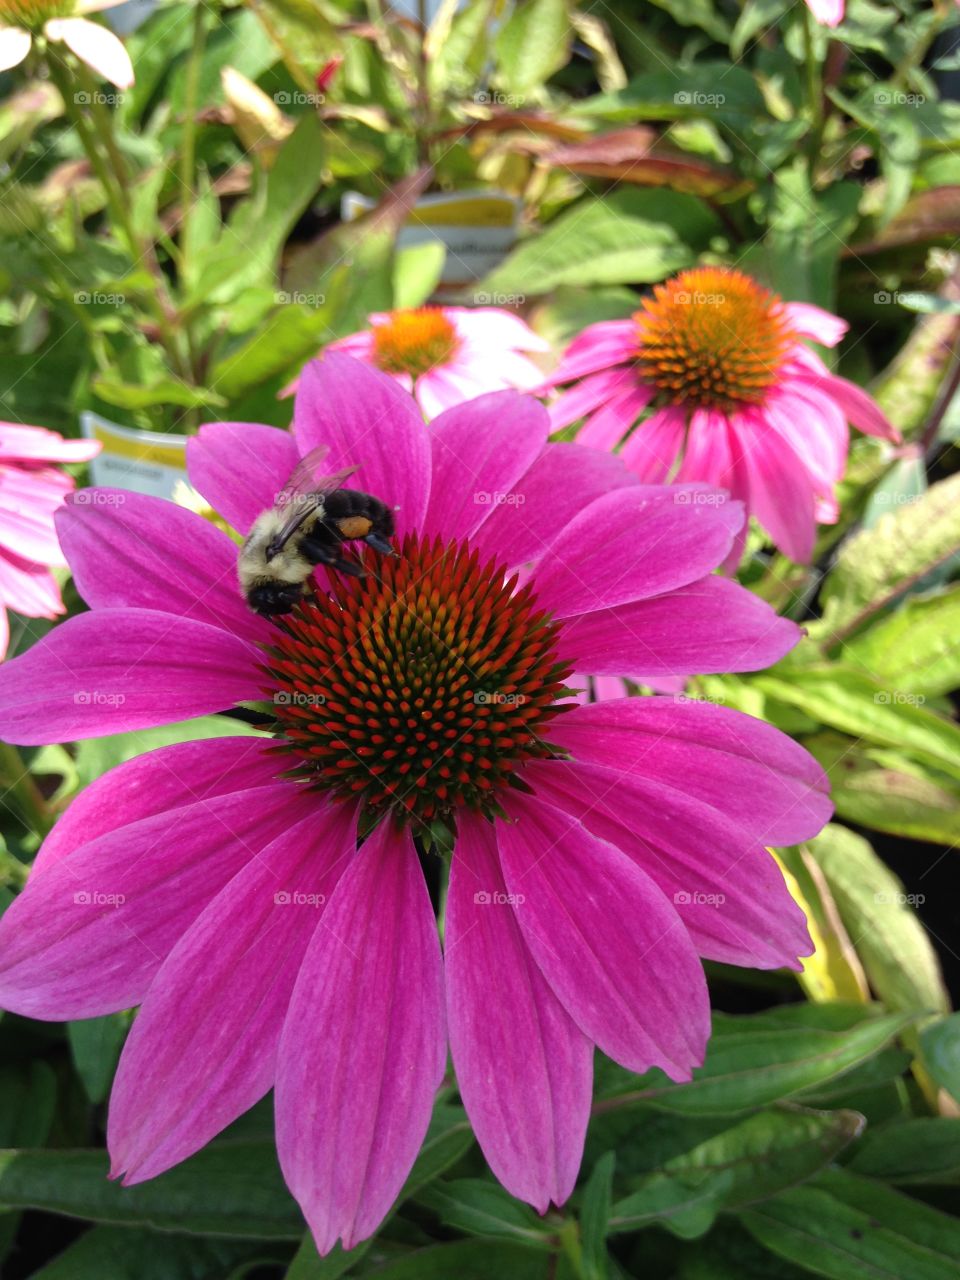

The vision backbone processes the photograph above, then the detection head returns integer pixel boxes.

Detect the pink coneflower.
[547,267,898,566]
[0,354,830,1254]
[0,0,134,87]
[324,305,549,417]
[0,422,100,658]
[806,0,843,26]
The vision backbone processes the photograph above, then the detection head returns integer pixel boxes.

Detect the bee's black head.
[249,581,304,617]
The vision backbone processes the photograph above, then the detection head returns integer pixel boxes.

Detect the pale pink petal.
[550,696,832,847]
[326,331,376,359]
[447,307,550,353]
[620,406,686,482]
[557,574,801,676]
[276,821,445,1255]
[548,321,637,384]
[0,609,262,745]
[800,371,899,442]
[528,758,813,970]
[0,607,8,661]
[578,383,654,451]
[0,550,63,619]
[35,736,283,874]
[446,816,591,1212]
[186,422,299,536]
[768,387,848,490]
[532,485,743,617]
[424,392,547,543]
[109,801,358,1183]
[0,26,31,73]
[731,410,817,563]
[0,423,100,464]
[497,793,709,1078]
[0,782,314,1019]
[470,443,638,568]
[804,0,844,26]
[45,17,134,88]
[548,369,635,433]
[414,365,486,419]
[465,349,547,392]
[293,353,431,538]
[785,303,848,347]
[57,490,269,644]
[0,466,73,563]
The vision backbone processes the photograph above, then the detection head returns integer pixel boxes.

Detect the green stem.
[802,9,825,188]
[0,741,51,838]
[180,1,210,211]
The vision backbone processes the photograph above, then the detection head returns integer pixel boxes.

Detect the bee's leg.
[331,556,366,577]
[363,532,395,556]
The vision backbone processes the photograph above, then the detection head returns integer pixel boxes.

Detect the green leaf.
[393,241,447,311]
[919,1013,960,1102]
[804,824,949,1019]
[609,1109,863,1239]
[573,65,766,128]
[740,1170,960,1280]
[482,189,718,294]
[646,0,730,41]
[595,1011,912,1115]
[731,0,790,60]
[581,1152,615,1279]
[819,472,960,645]
[754,666,960,782]
[0,1142,302,1238]
[30,1227,271,1280]
[91,377,226,411]
[842,586,960,698]
[0,1063,56,1148]
[495,0,572,93]
[861,453,927,530]
[418,1179,553,1245]
[356,1240,556,1278]
[848,1118,960,1184]
[68,1014,128,1104]
[209,301,338,401]
[74,715,267,789]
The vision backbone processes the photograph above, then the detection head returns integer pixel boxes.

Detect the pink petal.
[785,303,848,347]
[0,609,262,745]
[528,759,813,970]
[804,0,844,26]
[0,550,63,619]
[109,800,358,1183]
[532,485,743,617]
[577,383,654,451]
[447,307,550,353]
[558,574,801,676]
[732,411,817,563]
[186,423,299,536]
[769,387,848,491]
[0,25,31,72]
[547,369,635,433]
[0,423,100,463]
[446,816,591,1212]
[292,352,431,538]
[57,491,269,644]
[45,17,134,88]
[0,782,314,1019]
[276,821,445,1254]
[0,466,72,564]
[548,321,637,384]
[801,372,899,442]
[675,407,735,489]
[470,443,638,569]
[35,735,283,874]
[620,406,686,482]
[424,391,547,543]
[414,367,483,419]
[497,793,710,1078]
[550,696,832,847]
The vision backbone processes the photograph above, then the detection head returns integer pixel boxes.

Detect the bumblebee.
[238,446,396,616]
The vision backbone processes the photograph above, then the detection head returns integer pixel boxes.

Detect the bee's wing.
[267,451,361,555]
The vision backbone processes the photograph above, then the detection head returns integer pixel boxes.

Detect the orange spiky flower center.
[372,308,460,379]
[0,0,74,26]
[267,533,572,829]
[634,268,796,411]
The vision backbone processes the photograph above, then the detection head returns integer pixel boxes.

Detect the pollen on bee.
[337,516,374,539]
